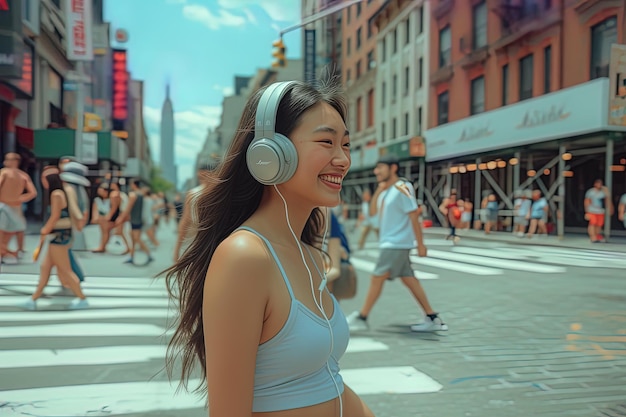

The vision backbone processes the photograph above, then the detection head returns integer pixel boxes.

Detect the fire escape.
[491,0,562,52]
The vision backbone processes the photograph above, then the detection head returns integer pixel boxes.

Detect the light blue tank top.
[236,227,350,412]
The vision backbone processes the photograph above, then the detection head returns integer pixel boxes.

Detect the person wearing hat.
[346,153,448,333]
[60,162,91,281]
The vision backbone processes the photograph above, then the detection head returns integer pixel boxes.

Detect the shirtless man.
[0,153,37,260]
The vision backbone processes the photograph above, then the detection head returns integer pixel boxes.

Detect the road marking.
[424,249,566,273]
[342,366,442,394]
[0,379,205,416]
[0,322,169,339]
[0,286,168,298]
[0,275,166,290]
[409,255,503,275]
[0,296,171,309]
[346,337,390,353]
[0,345,167,368]
[451,247,530,260]
[350,257,439,280]
[0,308,172,322]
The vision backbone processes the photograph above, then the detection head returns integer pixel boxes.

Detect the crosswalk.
[350,240,626,279]
[0,272,442,416]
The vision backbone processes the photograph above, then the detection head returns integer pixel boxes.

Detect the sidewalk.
[344,220,626,253]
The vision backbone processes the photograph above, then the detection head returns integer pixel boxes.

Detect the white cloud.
[182,4,247,30]
[242,8,258,25]
[217,0,300,23]
[142,105,222,187]
[212,84,234,97]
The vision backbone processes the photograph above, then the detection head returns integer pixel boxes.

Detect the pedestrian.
[18,172,88,310]
[513,189,532,237]
[0,152,37,261]
[91,183,111,252]
[356,188,379,250]
[173,163,212,262]
[326,208,354,298]
[526,190,548,238]
[164,79,374,416]
[346,153,447,333]
[584,179,612,243]
[619,191,626,229]
[439,190,460,242]
[116,179,153,265]
[484,193,498,234]
[59,162,91,281]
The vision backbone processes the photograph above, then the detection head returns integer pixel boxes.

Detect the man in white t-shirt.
[346,154,447,332]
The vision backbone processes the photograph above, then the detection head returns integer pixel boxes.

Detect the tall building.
[424,0,626,237]
[160,83,177,187]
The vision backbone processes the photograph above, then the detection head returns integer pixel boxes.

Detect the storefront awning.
[424,78,626,162]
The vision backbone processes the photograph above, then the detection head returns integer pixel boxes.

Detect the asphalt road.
[1,223,625,417]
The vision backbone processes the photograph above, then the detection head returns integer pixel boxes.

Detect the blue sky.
[104,0,302,186]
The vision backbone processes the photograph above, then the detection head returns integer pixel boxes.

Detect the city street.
[1,223,625,417]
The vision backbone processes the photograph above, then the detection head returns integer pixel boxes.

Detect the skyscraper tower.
[160,83,177,187]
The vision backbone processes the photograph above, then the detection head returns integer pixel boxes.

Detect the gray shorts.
[514,216,528,226]
[373,248,414,279]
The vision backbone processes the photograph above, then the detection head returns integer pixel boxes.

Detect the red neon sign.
[112,49,128,121]
[0,0,9,11]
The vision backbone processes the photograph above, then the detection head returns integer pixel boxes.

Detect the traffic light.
[272,38,286,68]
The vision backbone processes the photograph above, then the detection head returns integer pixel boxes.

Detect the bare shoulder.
[206,230,274,293]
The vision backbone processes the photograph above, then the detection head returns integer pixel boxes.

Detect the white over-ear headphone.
[246,81,299,185]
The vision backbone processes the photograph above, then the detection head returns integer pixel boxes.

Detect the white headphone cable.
[273,185,343,417]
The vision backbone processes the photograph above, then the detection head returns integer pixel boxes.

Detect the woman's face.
[281,102,350,208]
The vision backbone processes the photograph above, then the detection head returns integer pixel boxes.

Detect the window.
[356,60,362,79]
[381,38,387,62]
[356,27,362,50]
[356,97,362,132]
[544,45,551,93]
[418,57,423,88]
[590,16,617,79]
[357,2,361,16]
[404,112,409,136]
[405,19,411,45]
[470,76,485,115]
[347,38,351,56]
[472,1,487,49]
[367,22,373,39]
[502,64,509,105]
[392,29,398,54]
[382,81,386,108]
[392,74,397,102]
[367,89,374,127]
[404,66,410,96]
[439,26,451,67]
[392,118,397,139]
[437,91,449,125]
[417,7,423,34]
[417,106,423,134]
[367,50,374,71]
[519,54,534,101]
[381,122,386,142]
[347,6,351,24]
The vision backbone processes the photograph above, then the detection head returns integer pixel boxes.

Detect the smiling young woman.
[164,74,375,417]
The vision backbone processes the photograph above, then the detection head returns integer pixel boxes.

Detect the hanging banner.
[111,48,128,131]
[65,0,94,61]
[304,29,316,85]
[608,43,626,126]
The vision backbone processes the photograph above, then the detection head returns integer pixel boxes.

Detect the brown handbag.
[331,263,357,300]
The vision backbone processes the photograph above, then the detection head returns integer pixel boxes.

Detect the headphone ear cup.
[272,133,298,184]
[246,134,298,185]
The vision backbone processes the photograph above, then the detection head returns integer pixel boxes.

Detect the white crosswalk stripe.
[350,242,625,277]
[0,271,441,416]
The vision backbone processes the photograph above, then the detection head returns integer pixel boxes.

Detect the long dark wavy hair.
[163,76,347,394]
[45,172,65,199]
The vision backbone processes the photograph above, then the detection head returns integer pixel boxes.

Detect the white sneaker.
[346,311,368,332]
[69,298,89,310]
[411,315,448,332]
[17,298,36,311]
